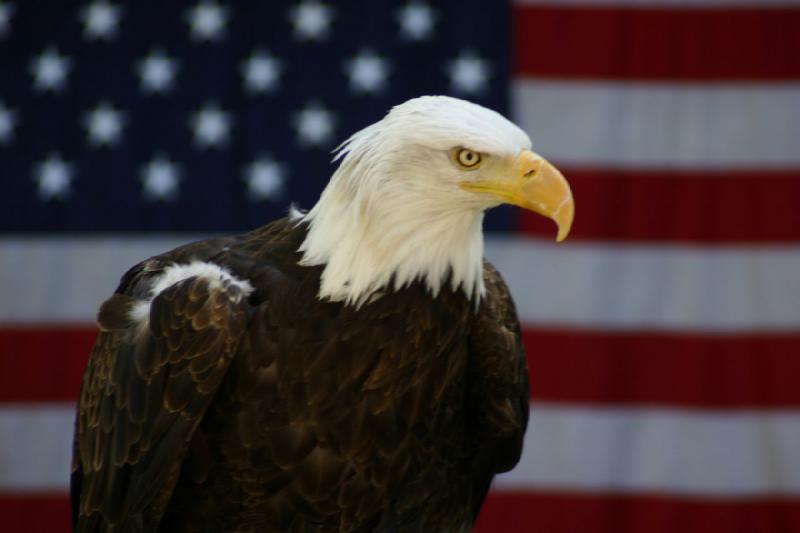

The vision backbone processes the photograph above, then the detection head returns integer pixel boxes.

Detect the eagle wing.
[467,260,530,516]
[71,260,251,532]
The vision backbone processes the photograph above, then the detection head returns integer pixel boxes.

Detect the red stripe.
[5,492,800,533]
[524,328,800,407]
[518,169,800,243]
[4,327,800,408]
[513,6,800,80]
[0,493,70,533]
[0,326,93,402]
[476,491,800,533]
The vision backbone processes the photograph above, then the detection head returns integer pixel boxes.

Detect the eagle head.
[299,95,574,307]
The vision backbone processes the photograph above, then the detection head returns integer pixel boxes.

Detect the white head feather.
[298,95,532,307]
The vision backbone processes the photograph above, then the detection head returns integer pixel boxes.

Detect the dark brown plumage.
[71,217,528,533]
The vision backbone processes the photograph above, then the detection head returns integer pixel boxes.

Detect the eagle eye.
[454,148,482,169]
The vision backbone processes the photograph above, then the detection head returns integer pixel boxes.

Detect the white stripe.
[513,80,800,170]
[2,237,800,332]
[0,236,197,323]
[496,403,800,497]
[486,238,800,332]
[5,402,800,496]
[0,404,74,491]
[515,0,800,7]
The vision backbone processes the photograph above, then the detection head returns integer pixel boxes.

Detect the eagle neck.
[297,180,486,308]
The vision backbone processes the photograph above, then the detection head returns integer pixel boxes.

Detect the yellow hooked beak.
[459,149,574,242]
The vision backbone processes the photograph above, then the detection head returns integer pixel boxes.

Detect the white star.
[80,1,121,40]
[34,153,74,201]
[137,49,178,94]
[244,156,286,201]
[0,2,14,38]
[190,103,232,148]
[186,1,229,41]
[345,49,389,94]
[397,2,435,41]
[0,101,17,144]
[83,102,125,147]
[141,155,181,202]
[30,47,72,93]
[241,50,282,94]
[289,1,333,41]
[294,102,335,148]
[447,52,491,94]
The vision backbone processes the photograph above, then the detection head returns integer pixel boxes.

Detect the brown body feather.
[71,217,529,532]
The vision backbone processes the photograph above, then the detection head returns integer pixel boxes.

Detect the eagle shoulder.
[72,253,253,531]
[465,260,529,519]
[469,260,529,445]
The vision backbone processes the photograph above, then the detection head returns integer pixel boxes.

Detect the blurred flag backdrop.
[1,1,800,532]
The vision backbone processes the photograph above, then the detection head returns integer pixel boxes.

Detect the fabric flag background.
[1,1,799,532]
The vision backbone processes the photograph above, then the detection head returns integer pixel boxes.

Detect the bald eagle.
[71,96,573,532]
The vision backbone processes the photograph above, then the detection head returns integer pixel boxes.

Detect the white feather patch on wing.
[288,203,307,222]
[129,261,254,327]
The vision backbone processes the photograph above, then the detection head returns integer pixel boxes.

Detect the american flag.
[1,1,800,532]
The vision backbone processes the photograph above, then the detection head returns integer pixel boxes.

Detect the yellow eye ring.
[455,148,482,169]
